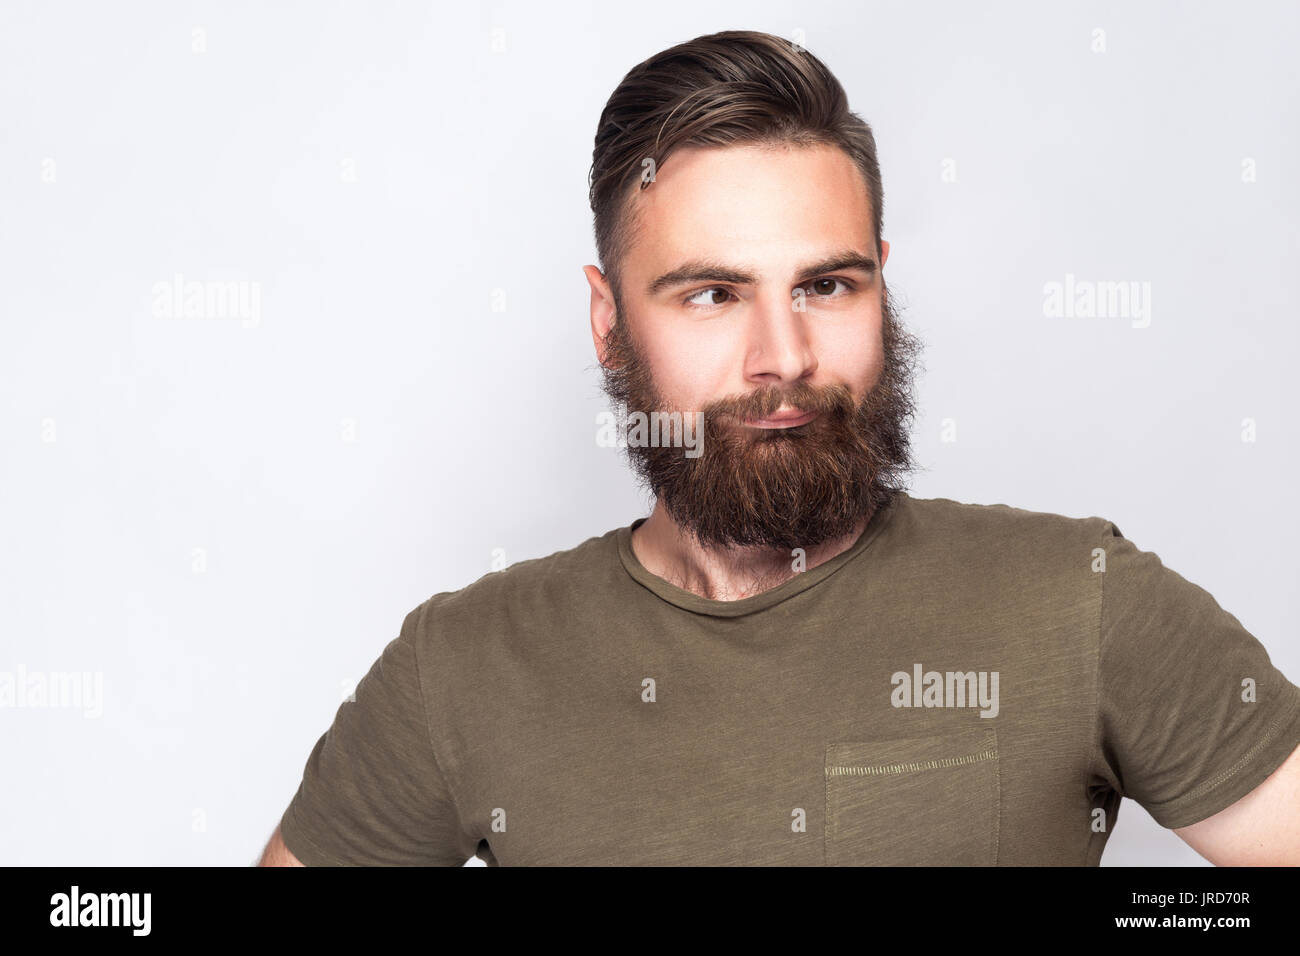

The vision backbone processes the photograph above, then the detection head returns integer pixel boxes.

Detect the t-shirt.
[277,492,1300,865]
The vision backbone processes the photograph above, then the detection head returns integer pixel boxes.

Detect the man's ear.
[584,264,617,368]
[879,239,890,270]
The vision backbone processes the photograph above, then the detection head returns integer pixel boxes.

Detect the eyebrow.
[645,250,878,297]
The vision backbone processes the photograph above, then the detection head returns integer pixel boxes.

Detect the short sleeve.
[278,605,477,865]
[1092,521,1300,830]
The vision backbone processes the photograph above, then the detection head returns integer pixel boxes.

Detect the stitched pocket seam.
[827,747,999,777]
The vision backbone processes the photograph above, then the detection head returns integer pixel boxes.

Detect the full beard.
[598,282,924,552]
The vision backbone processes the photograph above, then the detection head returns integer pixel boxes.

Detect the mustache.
[699,382,856,424]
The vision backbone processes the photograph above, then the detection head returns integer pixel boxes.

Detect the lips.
[743,406,820,429]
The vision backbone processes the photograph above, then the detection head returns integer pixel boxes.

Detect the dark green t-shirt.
[278,492,1300,865]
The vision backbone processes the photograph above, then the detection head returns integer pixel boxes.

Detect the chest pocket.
[824,724,1000,866]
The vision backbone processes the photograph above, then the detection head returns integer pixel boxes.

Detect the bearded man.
[262,30,1300,868]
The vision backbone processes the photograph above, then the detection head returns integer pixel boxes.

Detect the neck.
[629,501,872,602]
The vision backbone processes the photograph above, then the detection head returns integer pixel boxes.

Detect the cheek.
[644,326,739,409]
[817,319,884,392]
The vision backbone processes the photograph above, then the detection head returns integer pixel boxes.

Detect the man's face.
[589,142,922,551]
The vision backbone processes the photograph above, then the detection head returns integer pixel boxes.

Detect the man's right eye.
[684,287,735,309]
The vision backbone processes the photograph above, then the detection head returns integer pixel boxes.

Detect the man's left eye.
[805,278,849,296]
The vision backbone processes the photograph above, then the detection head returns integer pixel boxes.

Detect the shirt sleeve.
[1091,520,1300,830]
[278,603,479,865]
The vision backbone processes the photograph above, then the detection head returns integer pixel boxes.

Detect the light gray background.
[2,0,1296,866]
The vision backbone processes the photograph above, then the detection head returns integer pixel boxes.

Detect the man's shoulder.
[892,492,1118,562]
[400,524,627,645]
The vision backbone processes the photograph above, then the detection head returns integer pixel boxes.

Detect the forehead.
[625,142,874,275]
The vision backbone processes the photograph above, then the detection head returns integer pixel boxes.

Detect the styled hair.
[588,30,885,310]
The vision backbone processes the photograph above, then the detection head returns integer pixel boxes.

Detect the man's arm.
[256,824,305,867]
[1173,741,1300,865]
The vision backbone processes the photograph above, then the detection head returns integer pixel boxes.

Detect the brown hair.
[588,30,885,311]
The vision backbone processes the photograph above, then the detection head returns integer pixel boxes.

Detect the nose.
[743,287,819,390]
